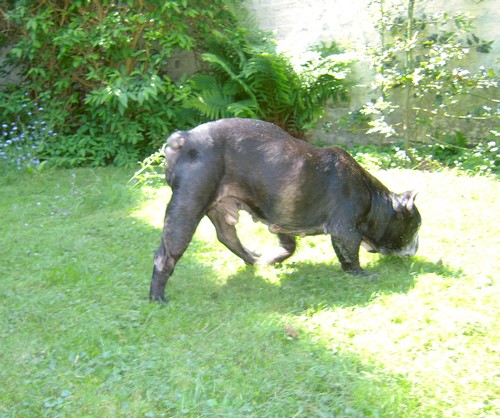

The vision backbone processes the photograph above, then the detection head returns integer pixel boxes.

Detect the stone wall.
[0,46,21,87]
[246,1,499,51]
[245,0,500,144]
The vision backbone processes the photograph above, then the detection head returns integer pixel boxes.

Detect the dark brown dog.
[150,118,421,301]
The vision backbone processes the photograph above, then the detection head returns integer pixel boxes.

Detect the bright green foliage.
[1,0,242,166]
[186,37,351,137]
[362,0,499,161]
[352,141,499,177]
[1,1,352,167]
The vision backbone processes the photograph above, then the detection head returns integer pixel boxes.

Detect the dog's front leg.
[328,219,364,275]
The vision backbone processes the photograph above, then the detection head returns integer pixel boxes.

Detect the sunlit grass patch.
[0,167,498,416]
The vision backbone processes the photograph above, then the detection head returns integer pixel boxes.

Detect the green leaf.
[116,90,128,114]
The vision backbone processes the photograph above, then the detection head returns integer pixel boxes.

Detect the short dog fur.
[150,118,421,301]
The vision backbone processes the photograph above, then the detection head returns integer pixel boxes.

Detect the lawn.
[0,166,498,417]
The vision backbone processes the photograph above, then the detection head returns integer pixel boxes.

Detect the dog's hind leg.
[150,165,222,301]
[150,193,207,301]
[258,233,296,265]
[207,208,260,265]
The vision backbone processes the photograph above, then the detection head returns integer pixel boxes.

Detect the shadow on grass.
[156,244,434,415]
[375,254,464,278]
[0,167,457,416]
[203,253,462,316]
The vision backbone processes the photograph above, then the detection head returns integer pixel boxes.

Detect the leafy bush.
[185,35,351,137]
[352,134,499,177]
[362,0,499,160]
[1,0,243,167]
[2,1,352,166]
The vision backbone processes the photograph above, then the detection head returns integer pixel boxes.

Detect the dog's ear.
[166,132,185,151]
[395,190,418,212]
[392,190,419,217]
[402,189,419,211]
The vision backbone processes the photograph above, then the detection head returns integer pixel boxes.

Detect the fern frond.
[227,100,258,118]
[184,89,234,120]
[188,74,220,91]
[201,53,258,104]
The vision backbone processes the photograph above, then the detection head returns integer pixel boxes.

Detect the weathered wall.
[245,0,500,144]
[0,46,21,87]
[245,0,376,53]
[246,0,499,52]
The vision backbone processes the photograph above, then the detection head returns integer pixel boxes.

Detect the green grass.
[0,167,499,417]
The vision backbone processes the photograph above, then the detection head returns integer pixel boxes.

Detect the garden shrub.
[351,135,499,177]
[362,0,499,163]
[1,0,243,167]
[185,35,351,138]
[1,0,353,167]
[3,0,496,175]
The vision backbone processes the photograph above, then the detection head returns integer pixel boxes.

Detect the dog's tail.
[166,131,185,150]
[164,132,186,182]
